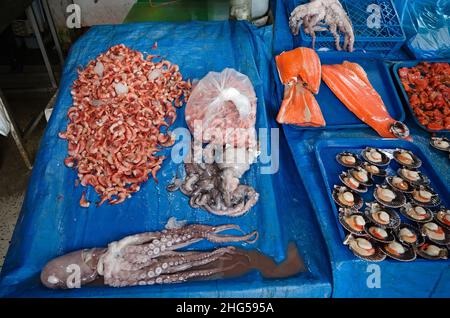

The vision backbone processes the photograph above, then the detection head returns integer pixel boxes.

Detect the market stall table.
[0,21,332,298]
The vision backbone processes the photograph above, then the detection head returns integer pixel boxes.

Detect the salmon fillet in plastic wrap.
[185,68,257,148]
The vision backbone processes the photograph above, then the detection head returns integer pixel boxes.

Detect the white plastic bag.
[185,68,257,148]
[0,105,11,137]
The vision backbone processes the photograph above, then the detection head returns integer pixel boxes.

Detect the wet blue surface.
[0,21,332,298]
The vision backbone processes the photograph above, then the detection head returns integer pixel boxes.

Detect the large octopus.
[41,219,258,288]
[289,0,355,52]
[168,143,259,217]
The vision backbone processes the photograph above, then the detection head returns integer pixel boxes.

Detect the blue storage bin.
[284,0,406,57]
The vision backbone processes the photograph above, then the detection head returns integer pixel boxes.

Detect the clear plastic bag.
[185,68,257,148]
[0,105,11,137]
[397,0,450,59]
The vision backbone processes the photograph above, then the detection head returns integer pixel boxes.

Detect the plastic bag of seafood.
[185,68,257,148]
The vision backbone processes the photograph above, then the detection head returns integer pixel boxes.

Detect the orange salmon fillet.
[275,47,321,94]
[322,63,398,138]
[276,82,326,127]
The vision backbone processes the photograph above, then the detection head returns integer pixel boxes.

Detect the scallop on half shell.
[364,202,401,229]
[385,176,413,193]
[399,204,434,223]
[381,240,416,262]
[361,162,387,177]
[394,223,423,246]
[332,185,364,209]
[373,184,406,208]
[397,168,429,186]
[364,223,395,243]
[434,208,450,230]
[361,147,390,166]
[416,241,448,260]
[343,234,386,262]
[336,152,360,168]
[421,222,449,246]
[410,185,441,208]
[349,167,373,187]
[430,137,450,153]
[393,149,422,169]
[339,172,368,193]
[338,209,367,235]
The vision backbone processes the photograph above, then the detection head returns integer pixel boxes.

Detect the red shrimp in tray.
[59,44,191,207]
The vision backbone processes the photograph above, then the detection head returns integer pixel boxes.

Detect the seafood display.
[322,62,410,139]
[398,62,450,131]
[289,0,354,52]
[171,69,259,217]
[59,44,191,206]
[41,219,258,288]
[333,147,448,261]
[168,144,259,217]
[275,47,325,127]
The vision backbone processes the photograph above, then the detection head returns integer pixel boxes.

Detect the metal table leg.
[25,4,57,89]
[41,0,64,66]
[0,90,32,170]
[23,89,58,139]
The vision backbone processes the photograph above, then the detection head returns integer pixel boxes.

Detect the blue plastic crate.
[284,0,406,57]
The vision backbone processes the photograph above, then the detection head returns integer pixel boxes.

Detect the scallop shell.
[434,208,450,230]
[373,184,406,208]
[364,223,395,243]
[421,223,450,246]
[380,241,416,261]
[410,185,441,208]
[349,167,373,187]
[385,176,413,193]
[361,147,390,166]
[360,162,387,177]
[392,149,422,169]
[339,172,368,193]
[394,223,424,247]
[399,203,434,223]
[416,240,448,260]
[430,137,450,153]
[364,202,401,229]
[332,185,364,209]
[336,152,361,168]
[338,209,367,236]
[397,168,430,186]
[343,234,386,262]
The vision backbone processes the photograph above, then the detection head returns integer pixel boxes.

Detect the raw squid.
[322,62,410,139]
[275,47,325,127]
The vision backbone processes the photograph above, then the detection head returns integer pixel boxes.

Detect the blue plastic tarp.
[0,21,332,298]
